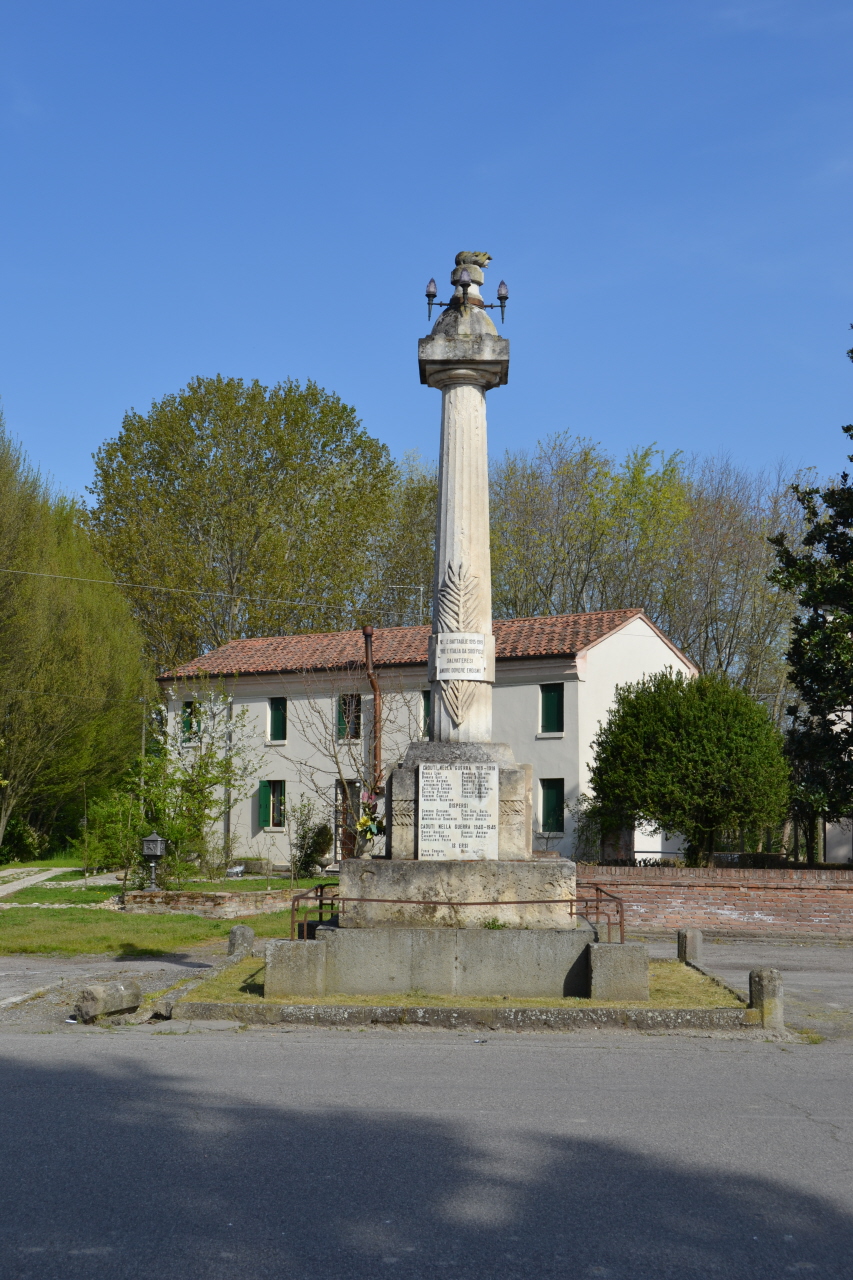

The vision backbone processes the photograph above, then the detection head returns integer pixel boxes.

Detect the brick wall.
[576,866,853,937]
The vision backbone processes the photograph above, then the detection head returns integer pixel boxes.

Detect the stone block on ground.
[677,928,703,967]
[749,967,784,1031]
[455,925,594,998]
[264,939,327,999]
[588,943,649,1002]
[228,924,255,955]
[74,980,142,1024]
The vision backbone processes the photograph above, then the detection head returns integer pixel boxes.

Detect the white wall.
[167,670,428,865]
[492,662,580,857]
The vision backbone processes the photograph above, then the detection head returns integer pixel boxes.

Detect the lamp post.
[141,832,166,889]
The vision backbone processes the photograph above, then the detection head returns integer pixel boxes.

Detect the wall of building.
[167,670,429,865]
[166,620,694,867]
[492,660,580,857]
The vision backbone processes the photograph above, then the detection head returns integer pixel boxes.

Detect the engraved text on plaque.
[434,632,487,682]
[418,762,499,860]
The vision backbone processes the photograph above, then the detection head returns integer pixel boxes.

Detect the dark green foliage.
[588,670,790,864]
[0,816,49,865]
[0,417,153,852]
[770,407,853,857]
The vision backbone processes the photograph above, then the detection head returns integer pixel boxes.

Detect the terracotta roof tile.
[162,609,648,680]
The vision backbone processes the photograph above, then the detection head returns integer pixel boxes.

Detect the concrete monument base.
[264,923,596,1000]
[338,858,576,930]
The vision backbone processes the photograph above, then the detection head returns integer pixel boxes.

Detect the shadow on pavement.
[114,943,215,967]
[0,1051,849,1279]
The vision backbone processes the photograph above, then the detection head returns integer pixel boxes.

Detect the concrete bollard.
[75,980,142,1024]
[588,943,649,1001]
[265,939,327,998]
[677,928,703,967]
[227,924,255,956]
[749,967,785,1032]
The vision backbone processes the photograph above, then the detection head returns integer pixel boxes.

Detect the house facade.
[163,608,698,864]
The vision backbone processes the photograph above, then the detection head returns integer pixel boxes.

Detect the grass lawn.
[0,857,83,873]
[0,907,299,955]
[6,884,119,905]
[181,957,745,1010]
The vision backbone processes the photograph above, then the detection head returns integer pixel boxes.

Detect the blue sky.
[1,0,851,498]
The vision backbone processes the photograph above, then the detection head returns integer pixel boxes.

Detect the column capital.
[418,333,509,389]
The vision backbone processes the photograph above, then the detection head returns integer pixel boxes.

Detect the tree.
[490,434,806,720]
[369,452,437,627]
[86,375,397,670]
[0,417,152,851]
[586,670,790,865]
[770,416,853,860]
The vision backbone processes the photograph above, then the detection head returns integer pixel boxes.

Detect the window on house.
[335,779,359,858]
[269,697,287,742]
[181,700,199,742]
[337,693,362,740]
[540,684,564,734]
[422,689,431,737]
[259,779,286,828]
[540,778,565,833]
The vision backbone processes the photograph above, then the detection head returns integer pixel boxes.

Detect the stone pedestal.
[338,857,576,930]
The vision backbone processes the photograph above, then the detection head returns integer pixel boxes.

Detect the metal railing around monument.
[289,882,625,944]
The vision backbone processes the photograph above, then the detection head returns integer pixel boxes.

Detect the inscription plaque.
[418,762,499,860]
[434,632,487,681]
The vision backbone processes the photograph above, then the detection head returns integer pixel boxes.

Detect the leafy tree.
[770,415,853,860]
[490,434,805,719]
[586,670,790,864]
[0,418,152,851]
[86,375,396,671]
[369,452,437,627]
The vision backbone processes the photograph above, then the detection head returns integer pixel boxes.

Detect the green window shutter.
[540,683,564,733]
[422,690,431,736]
[337,696,347,740]
[270,780,285,827]
[541,778,565,833]
[270,697,287,741]
[258,780,271,829]
[182,701,194,739]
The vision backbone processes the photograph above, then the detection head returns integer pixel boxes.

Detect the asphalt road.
[0,950,218,1011]
[0,1024,851,1279]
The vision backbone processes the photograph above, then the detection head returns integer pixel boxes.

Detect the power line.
[0,566,426,620]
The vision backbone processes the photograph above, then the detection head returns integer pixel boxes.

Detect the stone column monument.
[333,252,575,935]
[423,251,504,745]
[384,251,534,869]
[265,254,584,998]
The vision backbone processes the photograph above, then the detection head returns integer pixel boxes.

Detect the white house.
[162,608,696,863]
